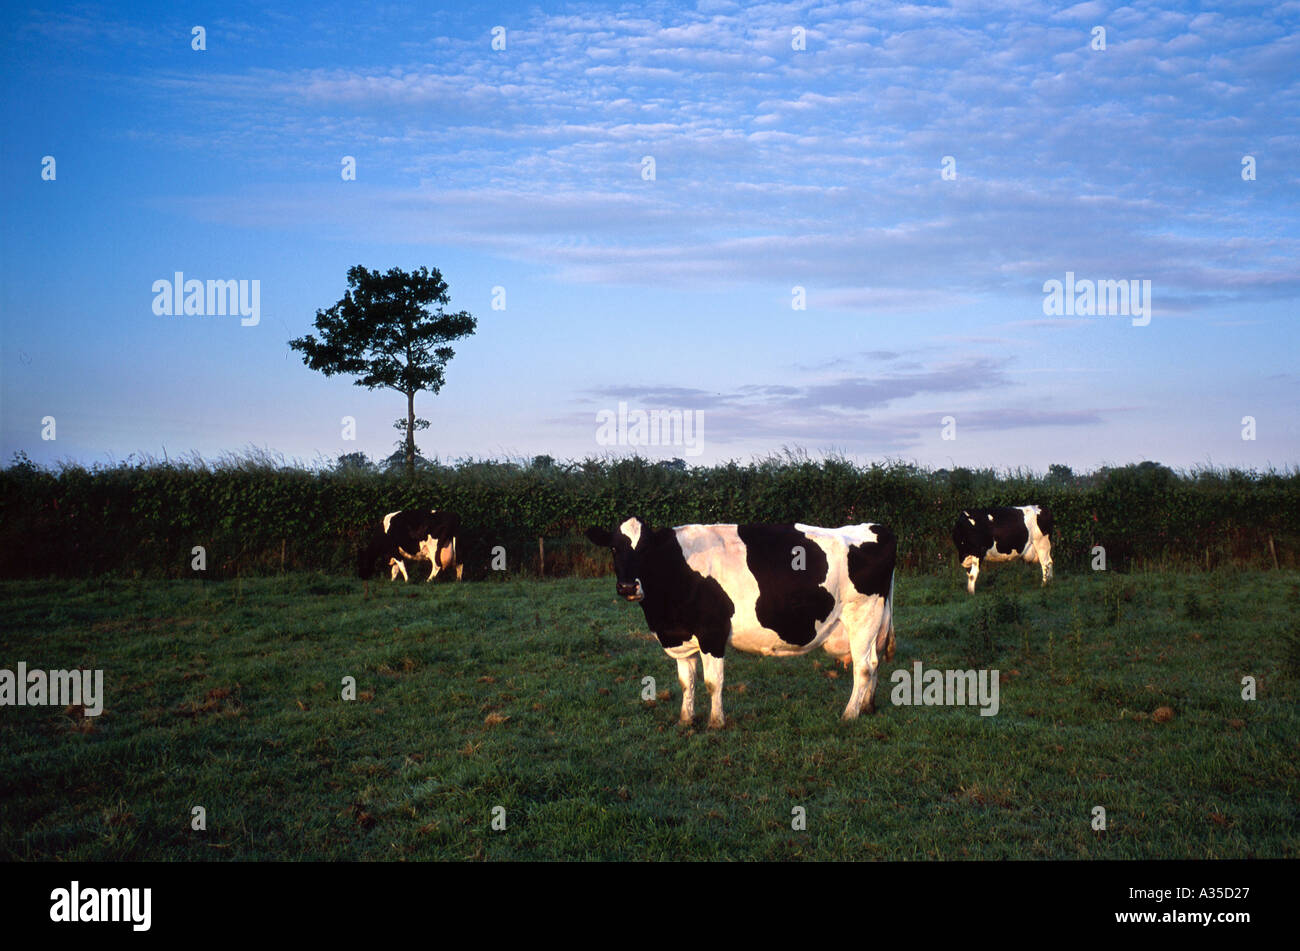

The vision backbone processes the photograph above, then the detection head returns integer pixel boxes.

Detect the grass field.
[2,568,1297,860]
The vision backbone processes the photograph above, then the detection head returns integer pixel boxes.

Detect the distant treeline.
[2,450,1296,579]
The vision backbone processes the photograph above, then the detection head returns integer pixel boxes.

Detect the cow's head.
[585,516,649,601]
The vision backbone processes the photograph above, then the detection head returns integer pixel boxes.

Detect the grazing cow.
[358,510,462,583]
[585,517,896,728]
[951,506,1053,593]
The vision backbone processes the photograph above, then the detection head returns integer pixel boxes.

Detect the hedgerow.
[1,452,1295,579]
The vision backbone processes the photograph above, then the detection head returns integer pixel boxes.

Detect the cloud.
[566,353,1118,451]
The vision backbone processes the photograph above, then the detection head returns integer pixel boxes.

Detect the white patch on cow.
[662,636,701,660]
[674,524,772,653]
[982,545,1021,563]
[382,511,401,534]
[619,516,642,549]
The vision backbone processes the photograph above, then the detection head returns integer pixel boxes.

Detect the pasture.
[2,568,1297,860]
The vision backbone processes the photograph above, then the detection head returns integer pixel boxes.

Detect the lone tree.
[289,265,476,479]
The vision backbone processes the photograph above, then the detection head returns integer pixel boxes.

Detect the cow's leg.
[389,558,402,581]
[675,654,698,725]
[394,559,409,583]
[456,563,463,581]
[842,598,887,719]
[701,652,726,728]
[963,556,980,594]
[428,540,439,581]
[1036,534,1053,585]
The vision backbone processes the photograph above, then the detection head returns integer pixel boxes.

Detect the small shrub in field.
[991,592,1021,625]
[1103,577,1134,626]
[1070,599,1086,645]
[1283,629,1300,680]
[964,605,996,665]
[1183,591,1208,621]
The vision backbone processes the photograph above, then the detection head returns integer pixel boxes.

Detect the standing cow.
[585,517,896,728]
[951,505,1053,593]
[358,509,462,583]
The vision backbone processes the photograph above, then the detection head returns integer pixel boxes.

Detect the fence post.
[538,536,545,576]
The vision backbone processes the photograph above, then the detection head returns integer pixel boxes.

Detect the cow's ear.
[585,527,612,547]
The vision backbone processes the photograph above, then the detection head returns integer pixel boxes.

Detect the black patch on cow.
[1035,506,1054,538]
[587,522,737,658]
[951,507,1031,559]
[358,510,461,580]
[848,524,896,598]
[638,527,736,658]
[737,524,835,647]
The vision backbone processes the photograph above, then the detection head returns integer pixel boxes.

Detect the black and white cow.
[951,506,1053,594]
[585,517,896,728]
[358,509,462,583]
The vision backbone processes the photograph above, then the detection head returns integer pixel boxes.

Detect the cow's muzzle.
[616,581,643,601]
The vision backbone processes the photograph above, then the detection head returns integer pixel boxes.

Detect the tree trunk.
[405,390,416,480]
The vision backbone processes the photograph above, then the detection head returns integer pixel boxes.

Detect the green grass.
[2,568,1297,860]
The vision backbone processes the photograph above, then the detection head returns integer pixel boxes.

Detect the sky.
[2,0,1297,472]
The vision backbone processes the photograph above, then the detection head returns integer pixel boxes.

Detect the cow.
[358,509,462,583]
[585,517,896,728]
[951,505,1053,594]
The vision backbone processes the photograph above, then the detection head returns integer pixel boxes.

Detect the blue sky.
[2,0,1297,471]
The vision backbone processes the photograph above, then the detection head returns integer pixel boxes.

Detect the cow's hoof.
[707,716,725,729]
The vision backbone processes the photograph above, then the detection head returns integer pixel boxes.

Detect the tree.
[289,266,476,479]
[334,451,375,473]
[1047,463,1074,485]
